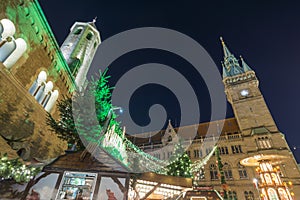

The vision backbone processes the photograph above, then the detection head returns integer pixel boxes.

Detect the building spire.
[221,61,229,78]
[220,36,233,58]
[240,55,253,72]
[220,37,244,78]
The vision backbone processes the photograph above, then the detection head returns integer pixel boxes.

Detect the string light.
[0,153,41,183]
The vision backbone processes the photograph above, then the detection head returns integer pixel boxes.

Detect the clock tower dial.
[240,89,249,97]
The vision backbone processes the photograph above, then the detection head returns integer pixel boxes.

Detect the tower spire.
[220,37,244,78]
[240,55,253,72]
[220,36,233,58]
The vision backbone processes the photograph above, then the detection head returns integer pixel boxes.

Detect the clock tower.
[221,37,277,134]
[60,19,101,91]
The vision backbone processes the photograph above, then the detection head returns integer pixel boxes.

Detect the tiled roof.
[127,118,240,145]
[44,151,128,174]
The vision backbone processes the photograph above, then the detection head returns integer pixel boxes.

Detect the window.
[194,149,200,158]
[244,191,254,200]
[267,188,279,200]
[223,163,233,180]
[206,147,213,155]
[57,171,97,199]
[228,191,237,200]
[219,146,229,155]
[86,32,93,40]
[238,164,248,179]
[231,145,242,154]
[74,28,82,35]
[257,137,272,149]
[209,164,218,180]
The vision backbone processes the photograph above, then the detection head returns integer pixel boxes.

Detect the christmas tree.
[46,70,121,150]
[215,147,229,200]
[166,143,192,178]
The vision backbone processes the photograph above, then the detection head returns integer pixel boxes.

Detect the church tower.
[60,19,101,91]
[221,37,277,134]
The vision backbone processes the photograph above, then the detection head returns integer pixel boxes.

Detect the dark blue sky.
[38,0,300,161]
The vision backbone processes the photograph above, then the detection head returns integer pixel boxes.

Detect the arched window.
[264,174,272,185]
[1,18,16,39]
[228,191,237,200]
[209,164,218,180]
[38,81,53,103]
[244,191,254,200]
[271,173,279,185]
[267,188,279,200]
[3,38,27,69]
[86,32,93,40]
[0,39,16,62]
[238,163,248,179]
[223,163,233,180]
[74,27,82,35]
[278,188,289,200]
[29,71,47,96]
[45,90,59,112]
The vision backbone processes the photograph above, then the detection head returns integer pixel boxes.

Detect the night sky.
[38,0,300,161]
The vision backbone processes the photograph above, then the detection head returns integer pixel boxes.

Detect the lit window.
[257,137,272,149]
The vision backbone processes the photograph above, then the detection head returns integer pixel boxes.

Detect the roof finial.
[92,16,97,24]
[220,36,225,45]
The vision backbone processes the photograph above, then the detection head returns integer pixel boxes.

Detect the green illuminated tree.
[166,143,192,178]
[216,147,229,200]
[46,70,121,150]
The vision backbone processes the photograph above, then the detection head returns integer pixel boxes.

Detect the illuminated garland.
[0,154,41,183]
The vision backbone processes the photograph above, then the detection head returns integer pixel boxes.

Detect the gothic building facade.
[135,38,300,199]
[1,0,300,199]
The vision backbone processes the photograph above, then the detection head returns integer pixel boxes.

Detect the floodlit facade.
[133,39,300,199]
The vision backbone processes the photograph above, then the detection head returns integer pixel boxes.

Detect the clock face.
[240,89,249,97]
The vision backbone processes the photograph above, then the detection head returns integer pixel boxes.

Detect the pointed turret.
[221,61,229,78]
[240,55,253,72]
[220,36,233,58]
[220,37,244,78]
